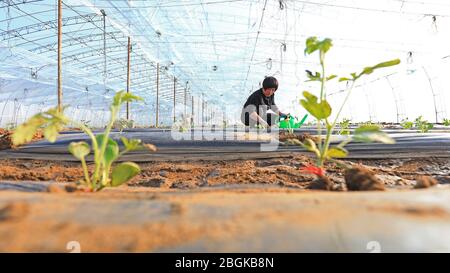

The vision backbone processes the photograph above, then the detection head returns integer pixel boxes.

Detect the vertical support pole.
[156,63,160,127]
[184,85,187,117]
[191,95,194,127]
[57,0,62,112]
[198,96,201,126]
[173,77,176,123]
[205,102,208,126]
[126,36,131,120]
[201,95,204,128]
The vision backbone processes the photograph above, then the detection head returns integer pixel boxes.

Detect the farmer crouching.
[241,76,289,129]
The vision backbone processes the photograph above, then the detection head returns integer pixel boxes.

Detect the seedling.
[113,118,135,133]
[442,118,450,126]
[5,122,16,131]
[401,118,414,129]
[173,115,191,133]
[360,121,378,127]
[298,37,399,169]
[337,118,351,135]
[414,116,433,133]
[12,91,155,192]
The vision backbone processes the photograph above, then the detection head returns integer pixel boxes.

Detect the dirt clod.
[141,177,168,188]
[307,176,333,191]
[414,176,438,189]
[345,166,385,191]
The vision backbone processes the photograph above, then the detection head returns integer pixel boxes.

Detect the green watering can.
[278,114,309,129]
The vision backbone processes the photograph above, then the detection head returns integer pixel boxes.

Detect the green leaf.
[68,141,90,160]
[105,142,119,165]
[122,93,143,103]
[300,91,332,120]
[45,106,69,122]
[339,77,351,82]
[443,118,450,126]
[319,38,333,54]
[305,70,322,82]
[358,59,401,78]
[97,134,119,165]
[326,147,348,159]
[120,137,142,151]
[304,37,333,55]
[305,37,319,55]
[12,114,47,146]
[112,90,143,107]
[301,138,320,157]
[361,66,374,75]
[12,106,69,146]
[111,162,141,187]
[372,59,401,69]
[401,119,414,129]
[44,121,63,143]
[353,125,395,144]
[112,90,126,106]
[326,75,337,81]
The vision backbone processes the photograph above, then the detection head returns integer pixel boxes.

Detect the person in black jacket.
[241,76,289,128]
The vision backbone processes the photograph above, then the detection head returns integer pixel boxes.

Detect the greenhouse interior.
[0,0,450,254]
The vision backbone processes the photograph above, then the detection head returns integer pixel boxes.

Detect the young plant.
[173,115,190,133]
[113,118,135,133]
[12,91,155,192]
[442,118,450,127]
[282,115,295,134]
[360,121,378,127]
[414,116,433,133]
[299,37,399,170]
[400,118,414,129]
[5,122,16,131]
[337,118,351,135]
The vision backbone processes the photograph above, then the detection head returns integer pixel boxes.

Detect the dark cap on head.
[262,76,278,91]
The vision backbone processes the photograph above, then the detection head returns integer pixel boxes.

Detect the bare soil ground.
[1,187,450,252]
[1,131,449,252]
[0,155,448,191]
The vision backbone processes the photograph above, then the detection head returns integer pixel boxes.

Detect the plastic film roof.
[1,0,450,126]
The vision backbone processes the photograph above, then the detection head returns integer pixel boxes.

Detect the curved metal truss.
[0,0,205,127]
[1,0,450,127]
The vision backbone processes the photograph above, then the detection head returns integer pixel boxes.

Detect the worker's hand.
[260,122,270,129]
